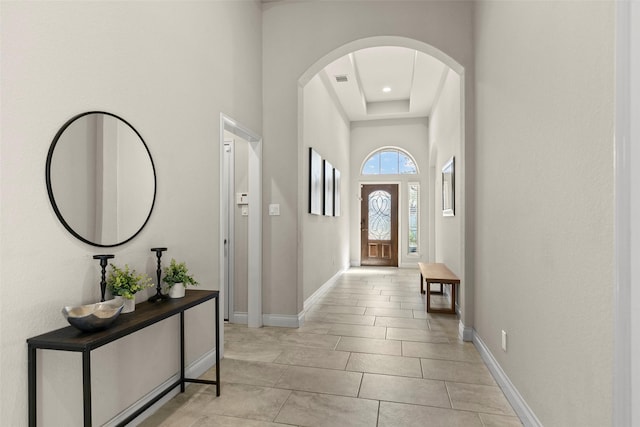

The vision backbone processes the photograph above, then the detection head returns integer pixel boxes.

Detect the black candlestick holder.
[93,254,115,302]
[149,247,168,302]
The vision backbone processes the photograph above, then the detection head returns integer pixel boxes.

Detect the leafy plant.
[162,259,199,288]
[107,264,152,300]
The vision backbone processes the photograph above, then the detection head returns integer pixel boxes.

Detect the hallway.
[141,268,521,426]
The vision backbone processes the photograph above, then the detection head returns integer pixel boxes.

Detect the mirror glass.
[46,112,156,247]
[442,156,455,217]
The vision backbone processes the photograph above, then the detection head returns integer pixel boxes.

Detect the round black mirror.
[46,112,156,247]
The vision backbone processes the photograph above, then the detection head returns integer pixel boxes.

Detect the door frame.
[360,183,399,267]
[358,180,402,267]
[614,1,633,424]
[219,113,263,329]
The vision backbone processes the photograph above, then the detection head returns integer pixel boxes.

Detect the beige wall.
[301,74,350,302]
[0,1,262,425]
[263,0,474,315]
[349,118,430,268]
[473,1,614,425]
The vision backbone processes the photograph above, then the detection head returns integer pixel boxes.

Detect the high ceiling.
[320,46,450,122]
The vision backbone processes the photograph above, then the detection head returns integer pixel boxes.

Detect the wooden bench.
[418,262,460,314]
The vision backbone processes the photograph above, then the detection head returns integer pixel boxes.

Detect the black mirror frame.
[45,111,157,247]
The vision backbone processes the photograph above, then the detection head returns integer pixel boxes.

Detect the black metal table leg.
[180,311,185,393]
[27,290,218,426]
[215,295,220,396]
[28,345,36,427]
[82,350,92,426]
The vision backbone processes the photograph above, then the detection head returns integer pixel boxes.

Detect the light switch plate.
[236,193,249,205]
[269,204,280,216]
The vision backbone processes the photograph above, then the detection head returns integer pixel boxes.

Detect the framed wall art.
[333,168,341,217]
[323,159,334,216]
[309,147,322,215]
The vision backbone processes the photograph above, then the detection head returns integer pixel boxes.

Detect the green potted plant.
[163,259,199,298]
[107,264,152,313]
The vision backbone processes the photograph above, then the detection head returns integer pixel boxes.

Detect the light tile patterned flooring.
[141,267,522,427]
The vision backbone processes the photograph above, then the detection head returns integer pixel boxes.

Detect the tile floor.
[140,267,522,427]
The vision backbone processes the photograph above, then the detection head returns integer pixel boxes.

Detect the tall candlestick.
[93,254,115,302]
[149,247,168,302]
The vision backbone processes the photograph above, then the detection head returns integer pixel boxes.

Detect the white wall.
[349,118,429,268]
[263,0,473,315]
[0,1,262,425]
[430,70,461,273]
[301,74,350,302]
[474,1,614,425]
[429,69,463,310]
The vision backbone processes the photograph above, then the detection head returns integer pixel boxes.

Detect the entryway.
[360,184,398,267]
[219,114,263,330]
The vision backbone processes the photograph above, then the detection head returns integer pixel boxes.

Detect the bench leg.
[420,273,424,294]
[450,283,456,314]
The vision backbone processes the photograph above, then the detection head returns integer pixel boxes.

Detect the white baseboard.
[232,312,248,324]
[303,268,346,311]
[297,267,349,326]
[399,262,421,268]
[458,320,473,342]
[262,313,300,327]
[473,333,542,427]
[104,347,217,426]
[231,312,300,328]
[232,267,348,329]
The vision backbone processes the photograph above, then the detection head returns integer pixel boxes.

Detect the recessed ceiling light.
[382,86,392,93]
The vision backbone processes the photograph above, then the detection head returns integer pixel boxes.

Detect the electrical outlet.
[501,330,507,352]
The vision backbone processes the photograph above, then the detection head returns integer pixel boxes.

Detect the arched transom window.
[361,148,418,175]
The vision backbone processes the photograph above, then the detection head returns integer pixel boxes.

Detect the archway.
[297,36,470,339]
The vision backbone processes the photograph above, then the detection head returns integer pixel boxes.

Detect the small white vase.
[115,295,135,313]
[168,283,186,299]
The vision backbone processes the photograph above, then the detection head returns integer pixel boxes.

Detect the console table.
[27,289,220,427]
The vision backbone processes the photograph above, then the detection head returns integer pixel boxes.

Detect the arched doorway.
[297,36,470,338]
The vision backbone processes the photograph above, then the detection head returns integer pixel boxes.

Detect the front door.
[361,184,398,266]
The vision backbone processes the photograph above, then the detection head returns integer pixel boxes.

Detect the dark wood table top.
[27,290,219,352]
